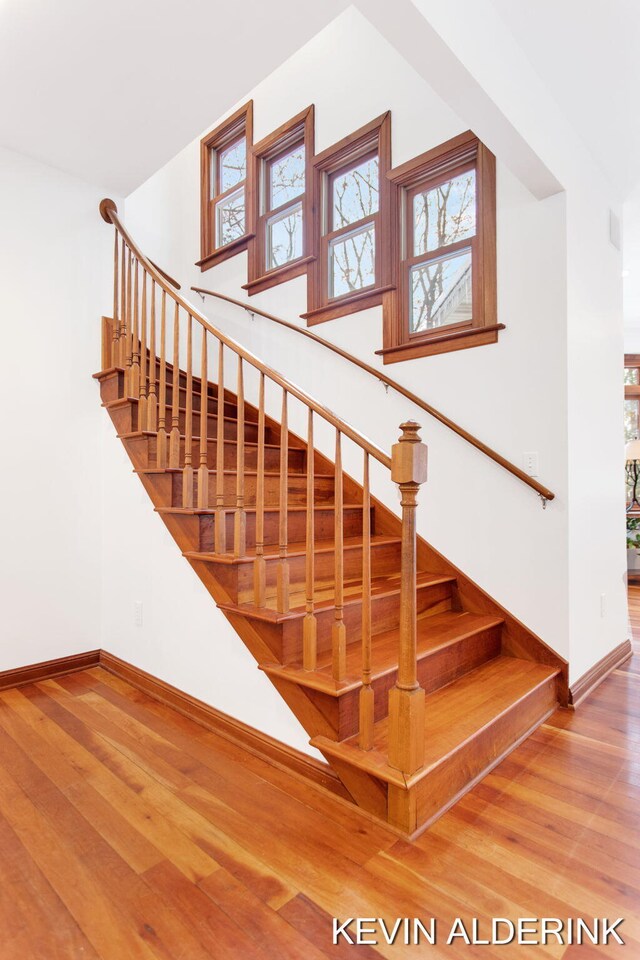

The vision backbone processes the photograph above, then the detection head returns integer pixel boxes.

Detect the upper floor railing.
[192,287,555,507]
[99,198,426,777]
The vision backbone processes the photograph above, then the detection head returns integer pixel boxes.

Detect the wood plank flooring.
[0,599,638,958]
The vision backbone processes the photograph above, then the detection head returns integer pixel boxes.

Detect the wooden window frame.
[197,101,254,271]
[302,112,394,326]
[244,106,315,296]
[377,130,501,363]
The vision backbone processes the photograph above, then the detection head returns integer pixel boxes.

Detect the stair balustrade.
[99,198,428,776]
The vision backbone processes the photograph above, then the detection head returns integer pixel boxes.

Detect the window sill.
[243,255,315,296]
[301,284,395,326]
[376,323,505,363]
[196,232,255,272]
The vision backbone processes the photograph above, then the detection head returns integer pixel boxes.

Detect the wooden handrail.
[192,286,555,505]
[98,200,391,471]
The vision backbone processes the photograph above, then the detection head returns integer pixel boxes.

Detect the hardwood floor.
[0,603,638,959]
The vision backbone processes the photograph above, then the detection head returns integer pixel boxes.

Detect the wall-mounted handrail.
[192,286,555,506]
[98,199,390,470]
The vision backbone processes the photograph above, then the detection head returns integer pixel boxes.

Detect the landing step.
[312,656,559,790]
[260,611,504,695]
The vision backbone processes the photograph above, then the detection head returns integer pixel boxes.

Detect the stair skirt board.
[94,358,568,836]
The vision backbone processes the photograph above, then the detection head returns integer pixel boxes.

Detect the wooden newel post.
[388,421,428,776]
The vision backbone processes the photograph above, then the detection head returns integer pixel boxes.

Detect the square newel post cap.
[391,421,428,486]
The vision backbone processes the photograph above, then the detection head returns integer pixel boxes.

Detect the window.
[198,102,254,270]
[245,107,314,295]
[378,131,500,363]
[302,112,393,326]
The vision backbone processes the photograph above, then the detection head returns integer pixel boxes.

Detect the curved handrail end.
[99,198,118,224]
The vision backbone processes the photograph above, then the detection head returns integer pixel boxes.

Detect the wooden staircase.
[95,199,567,838]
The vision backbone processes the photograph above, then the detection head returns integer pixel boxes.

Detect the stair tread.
[120,429,305,449]
[156,503,364,516]
[219,571,455,623]
[104,395,236,411]
[184,534,400,566]
[132,437,293,453]
[260,611,504,695]
[312,656,559,788]
[138,468,323,479]
[95,367,229,400]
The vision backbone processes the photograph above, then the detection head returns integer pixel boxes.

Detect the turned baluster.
[157,291,168,467]
[388,421,428,776]
[138,270,148,429]
[110,230,119,368]
[234,357,246,556]
[359,452,374,749]
[124,249,133,395]
[303,410,317,671]
[332,430,346,681]
[253,373,266,606]
[197,327,209,509]
[214,341,227,554]
[119,235,127,368]
[147,280,158,432]
[169,302,181,469]
[276,390,290,614]
[130,260,141,398]
[182,314,194,507]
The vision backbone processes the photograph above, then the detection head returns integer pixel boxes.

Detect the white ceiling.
[2,0,640,203]
[0,0,347,195]
[490,0,640,200]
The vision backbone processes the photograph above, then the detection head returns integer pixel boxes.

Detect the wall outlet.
[600,593,606,618]
[523,452,539,477]
[134,600,143,627]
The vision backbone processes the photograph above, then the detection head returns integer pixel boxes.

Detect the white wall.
[104,6,576,754]
[623,182,640,352]
[566,188,627,681]
[0,146,113,669]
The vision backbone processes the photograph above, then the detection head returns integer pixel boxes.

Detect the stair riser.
[199,507,367,553]
[140,452,304,507]
[278,580,453,661]
[321,627,503,740]
[176,409,268,442]
[101,359,234,403]
[156,507,367,555]
[171,472,335,508]
[126,437,305,476]
[108,402,249,439]
[390,675,559,835]
[161,383,238,419]
[167,413,262,443]
[123,430,289,470]
[99,371,125,404]
[218,543,400,609]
